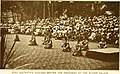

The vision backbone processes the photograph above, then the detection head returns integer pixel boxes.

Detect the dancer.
[44,37,52,49]
[72,38,89,56]
[61,37,71,52]
[98,38,107,48]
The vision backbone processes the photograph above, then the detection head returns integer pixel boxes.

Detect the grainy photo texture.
[0,1,119,70]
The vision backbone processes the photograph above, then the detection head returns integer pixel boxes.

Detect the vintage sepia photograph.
[0,0,119,70]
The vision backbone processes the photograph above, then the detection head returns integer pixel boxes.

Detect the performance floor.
[4,34,119,70]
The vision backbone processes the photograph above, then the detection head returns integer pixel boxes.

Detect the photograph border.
[0,0,119,74]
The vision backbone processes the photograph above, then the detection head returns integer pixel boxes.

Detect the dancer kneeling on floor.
[44,37,52,49]
[72,39,89,56]
[98,38,107,48]
[61,37,71,52]
[42,35,48,45]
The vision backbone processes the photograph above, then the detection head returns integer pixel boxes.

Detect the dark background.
[1,1,119,21]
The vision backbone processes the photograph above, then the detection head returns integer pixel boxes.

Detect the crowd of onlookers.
[0,14,119,45]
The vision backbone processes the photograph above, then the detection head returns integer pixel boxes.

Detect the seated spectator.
[96,32,101,42]
[89,30,96,41]
[114,33,119,45]
[25,28,31,34]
